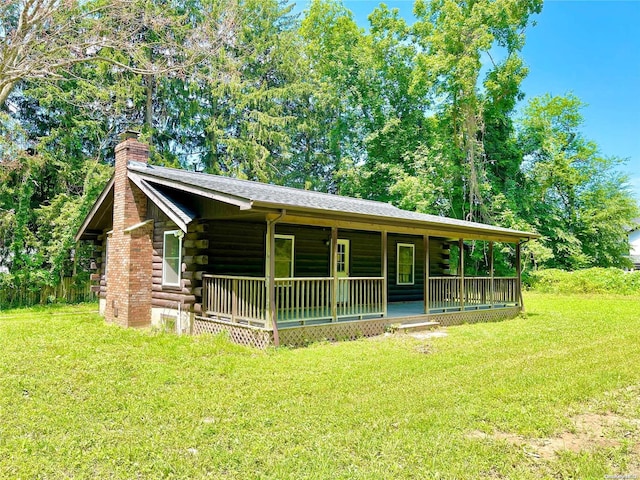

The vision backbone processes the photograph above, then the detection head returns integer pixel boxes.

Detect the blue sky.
[295,0,640,202]
[519,1,640,202]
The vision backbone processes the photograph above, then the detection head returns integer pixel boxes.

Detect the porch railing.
[275,277,332,323]
[429,276,460,308]
[202,274,386,327]
[202,274,518,326]
[337,277,385,319]
[492,277,519,304]
[276,277,385,325]
[429,276,518,310]
[202,275,267,326]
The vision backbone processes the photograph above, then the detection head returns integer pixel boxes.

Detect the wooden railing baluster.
[428,276,518,311]
[201,275,518,328]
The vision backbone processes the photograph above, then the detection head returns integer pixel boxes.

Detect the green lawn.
[1,294,639,479]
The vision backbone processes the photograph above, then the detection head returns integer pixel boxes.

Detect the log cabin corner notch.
[76,132,539,347]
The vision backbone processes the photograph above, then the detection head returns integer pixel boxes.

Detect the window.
[336,239,349,275]
[397,243,415,285]
[274,235,294,278]
[163,230,183,287]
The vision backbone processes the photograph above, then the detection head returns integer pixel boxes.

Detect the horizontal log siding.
[276,225,331,277]
[273,226,383,278]
[99,230,107,298]
[339,230,382,277]
[429,238,451,276]
[149,205,195,310]
[208,221,266,277]
[388,234,424,302]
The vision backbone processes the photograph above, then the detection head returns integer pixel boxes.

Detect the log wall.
[276,224,331,276]
[429,238,451,276]
[98,232,107,299]
[387,234,424,302]
[150,205,197,312]
[138,211,458,315]
[172,219,455,309]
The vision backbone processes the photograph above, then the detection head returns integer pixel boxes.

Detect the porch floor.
[387,300,517,319]
[275,300,518,328]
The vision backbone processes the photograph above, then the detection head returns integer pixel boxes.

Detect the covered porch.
[183,203,530,347]
[194,221,523,341]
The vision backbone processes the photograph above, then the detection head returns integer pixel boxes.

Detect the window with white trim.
[397,243,415,285]
[163,230,183,287]
[274,234,294,278]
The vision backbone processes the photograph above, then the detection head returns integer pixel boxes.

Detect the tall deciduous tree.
[299,0,368,192]
[0,0,237,107]
[410,0,542,221]
[518,94,638,269]
[0,0,237,279]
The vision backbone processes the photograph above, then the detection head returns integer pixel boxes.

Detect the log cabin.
[76,132,539,347]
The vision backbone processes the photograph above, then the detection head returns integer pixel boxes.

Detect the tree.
[0,0,239,282]
[410,0,542,221]
[517,94,639,269]
[0,0,237,108]
[299,0,368,193]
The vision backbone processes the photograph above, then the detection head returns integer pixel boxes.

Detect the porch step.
[396,321,440,333]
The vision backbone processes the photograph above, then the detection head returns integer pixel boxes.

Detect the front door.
[337,239,350,302]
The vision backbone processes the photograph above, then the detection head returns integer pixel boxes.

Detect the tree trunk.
[144,74,155,132]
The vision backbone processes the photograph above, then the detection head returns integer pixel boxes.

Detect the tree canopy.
[0,0,637,286]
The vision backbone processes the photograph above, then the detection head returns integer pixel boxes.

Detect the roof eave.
[129,168,253,210]
[128,173,196,232]
[251,201,540,242]
[75,176,115,242]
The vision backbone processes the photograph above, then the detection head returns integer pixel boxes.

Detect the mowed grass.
[1,294,639,479]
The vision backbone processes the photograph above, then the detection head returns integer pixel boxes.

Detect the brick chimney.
[104,131,153,327]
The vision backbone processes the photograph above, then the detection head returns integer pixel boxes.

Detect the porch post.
[489,241,494,308]
[331,226,338,322]
[423,235,429,314]
[459,238,465,311]
[381,230,388,317]
[265,220,279,346]
[516,241,523,312]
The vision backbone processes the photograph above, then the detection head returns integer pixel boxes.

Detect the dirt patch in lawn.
[407,330,448,340]
[468,411,640,463]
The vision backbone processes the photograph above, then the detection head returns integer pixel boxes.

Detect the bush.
[526,268,640,295]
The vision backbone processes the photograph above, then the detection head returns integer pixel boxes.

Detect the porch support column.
[516,241,523,312]
[423,235,429,314]
[331,226,338,322]
[459,238,465,311]
[489,241,494,308]
[265,217,279,346]
[381,230,388,317]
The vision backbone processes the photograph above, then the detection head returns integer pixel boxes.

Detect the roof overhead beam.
[80,230,102,239]
[250,202,537,240]
[278,213,531,243]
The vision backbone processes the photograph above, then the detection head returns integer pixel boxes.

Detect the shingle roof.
[128,162,538,240]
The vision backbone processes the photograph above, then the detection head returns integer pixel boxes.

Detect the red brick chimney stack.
[105,131,153,327]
